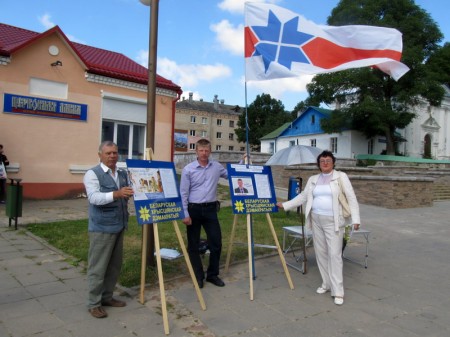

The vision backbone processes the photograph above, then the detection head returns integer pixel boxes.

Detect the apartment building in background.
[174,93,246,152]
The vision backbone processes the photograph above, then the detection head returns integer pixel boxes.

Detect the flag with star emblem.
[244,2,409,81]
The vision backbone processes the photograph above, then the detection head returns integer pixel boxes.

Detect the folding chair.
[282,224,313,274]
[342,225,370,268]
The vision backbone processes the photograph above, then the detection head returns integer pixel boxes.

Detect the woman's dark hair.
[316,150,336,170]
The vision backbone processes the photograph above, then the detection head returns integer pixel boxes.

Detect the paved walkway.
[1,199,450,337]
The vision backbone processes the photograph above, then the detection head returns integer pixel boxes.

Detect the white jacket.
[282,170,360,231]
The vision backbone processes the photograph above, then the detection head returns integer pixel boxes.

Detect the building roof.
[176,95,243,116]
[0,23,181,93]
[260,106,332,140]
[260,122,292,140]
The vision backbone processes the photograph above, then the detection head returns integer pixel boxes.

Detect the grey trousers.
[87,230,124,308]
[311,213,344,297]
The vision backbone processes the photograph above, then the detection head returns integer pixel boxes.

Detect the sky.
[1,0,449,111]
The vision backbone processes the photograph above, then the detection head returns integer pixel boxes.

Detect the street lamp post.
[140,0,159,267]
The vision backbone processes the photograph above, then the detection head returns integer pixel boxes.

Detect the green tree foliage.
[426,42,450,88]
[305,0,444,155]
[236,93,293,151]
[290,99,316,119]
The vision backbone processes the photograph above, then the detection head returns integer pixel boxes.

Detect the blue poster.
[227,164,278,214]
[126,159,185,225]
[3,93,88,121]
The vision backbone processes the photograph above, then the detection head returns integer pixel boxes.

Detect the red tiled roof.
[0,23,181,93]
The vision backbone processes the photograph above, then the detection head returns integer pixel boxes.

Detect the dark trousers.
[187,203,222,280]
[0,179,6,202]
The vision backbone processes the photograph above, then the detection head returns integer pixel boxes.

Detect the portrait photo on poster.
[233,177,254,196]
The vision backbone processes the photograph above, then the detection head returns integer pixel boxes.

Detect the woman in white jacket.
[277,150,360,305]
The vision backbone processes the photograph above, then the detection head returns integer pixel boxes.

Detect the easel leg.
[225,214,238,273]
[172,221,206,310]
[153,224,170,335]
[140,224,148,304]
[265,213,294,290]
[247,214,254,300]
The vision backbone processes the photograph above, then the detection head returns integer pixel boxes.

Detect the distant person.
[83,141,134,318]
[234,178,248,194]
[180,139,228,288]
[0,144,10,204]
[277,150,360,306]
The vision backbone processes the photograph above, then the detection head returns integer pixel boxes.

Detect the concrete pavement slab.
[1,199,450,336]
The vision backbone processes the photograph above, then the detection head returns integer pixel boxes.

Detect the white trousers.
[311,213,344,297]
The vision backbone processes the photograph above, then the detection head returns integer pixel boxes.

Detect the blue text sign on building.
[126,159,184,225]
[227,164,278,214]
[3,93,88,121]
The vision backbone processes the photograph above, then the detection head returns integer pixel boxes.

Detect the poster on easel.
[227,163,278,214]
[126,159,185,225]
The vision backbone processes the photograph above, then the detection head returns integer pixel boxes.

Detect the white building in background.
[261,86,450,160]
[399,85,450,159]
[260,107,385,158]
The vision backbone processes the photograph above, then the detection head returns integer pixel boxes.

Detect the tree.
[426,42,450,88]
[290,98,316,119]
[305,0,444,155]
[235,93,292,151]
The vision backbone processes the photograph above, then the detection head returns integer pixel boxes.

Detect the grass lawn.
[26,206,304,288]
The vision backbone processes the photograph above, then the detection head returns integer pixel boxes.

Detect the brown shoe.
[89,306,108,318]
[102,298,126,307]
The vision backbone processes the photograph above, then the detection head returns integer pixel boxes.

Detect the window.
[217,119,222,126]
[229,120,234,127]
[102,121,145,161]
[289,140,295,147]
[229,133,234,140]
[216,132,222,139]
[311,114,315,124]
[269,142,274,154]
[330,137,338,153]
[202,117,207,124]
[216,145,222,151]
[189,143,196,150]
[190,116,196,123]
[368,139,374,154]
[240,147,245,151]
[190,130,196,136]
[311,139,316,147]
[201,130,207,137]
[229,146,234,151]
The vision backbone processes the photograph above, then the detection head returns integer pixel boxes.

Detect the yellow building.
[175,93,245,152]
[0,23,181,199]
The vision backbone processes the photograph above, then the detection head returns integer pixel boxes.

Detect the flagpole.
[244,81,256,280]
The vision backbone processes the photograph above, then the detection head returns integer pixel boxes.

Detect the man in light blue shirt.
[83,141,134,318]
[180,139,228,288]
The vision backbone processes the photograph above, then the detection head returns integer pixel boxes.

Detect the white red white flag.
[245,2,409,81]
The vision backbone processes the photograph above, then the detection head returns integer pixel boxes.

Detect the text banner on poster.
[227,164,278,214]
[126,159,185,225]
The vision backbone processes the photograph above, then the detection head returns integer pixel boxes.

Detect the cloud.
[218,0,280,14]
[38,13,84,43]
[38,13,55,29]
[245,75,313,103]
[210,20,244,56]
[154,57,232,88]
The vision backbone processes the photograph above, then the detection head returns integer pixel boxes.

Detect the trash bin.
[287,176,302,214]
[5,178,22,230]
[288,176,302,200]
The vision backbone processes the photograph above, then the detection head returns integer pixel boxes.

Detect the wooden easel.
[224,212,294,300]
[139,149,206,335]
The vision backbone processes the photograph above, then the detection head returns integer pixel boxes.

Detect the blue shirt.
[180,159,228,218]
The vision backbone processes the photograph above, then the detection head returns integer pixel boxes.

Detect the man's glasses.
[319,159,333,164]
